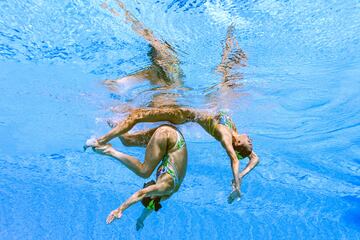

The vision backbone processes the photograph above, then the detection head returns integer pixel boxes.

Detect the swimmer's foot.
[93,143,114,156]
[83,137,100,151]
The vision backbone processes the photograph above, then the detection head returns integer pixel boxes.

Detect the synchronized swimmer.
[85,107,259,205]
[94,124,187,229]
[85,0,259,229]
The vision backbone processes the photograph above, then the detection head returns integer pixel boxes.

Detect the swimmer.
[207,24,248,110]
[95,125,187,228]
[216,24,247,82]
[85,107,259,203]
[101,0,184,107]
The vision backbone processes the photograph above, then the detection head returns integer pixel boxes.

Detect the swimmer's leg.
[216,24,247,81]
[119,127,159,147]
[89,108,193,146]
[102,1,182,84]
[94,126,169,178]
[103,65,165,92]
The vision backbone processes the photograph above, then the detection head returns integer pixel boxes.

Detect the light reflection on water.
[0,0,359,239]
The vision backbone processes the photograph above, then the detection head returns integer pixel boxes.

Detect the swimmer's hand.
[227,189,241,204]
[106,209,122,224]
[93,144,114,156]
[228,178,242,204]
[136,219,144,231]
[83,137,99,151]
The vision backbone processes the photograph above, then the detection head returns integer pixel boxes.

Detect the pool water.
[1,0,360,239]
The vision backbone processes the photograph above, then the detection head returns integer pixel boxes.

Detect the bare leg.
[204,24,248,109]
[216,24,247,82]
[103,61,170,93]
[92,108,196,146]
[95,127,169,178]
[102,69,152,92]
[120,127,159,147]
[101,1,182,85]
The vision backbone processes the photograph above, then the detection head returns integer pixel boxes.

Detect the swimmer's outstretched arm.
[239,151,259,179]
[106,182,169,224]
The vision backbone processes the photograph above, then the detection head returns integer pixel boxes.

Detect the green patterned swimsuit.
[156,129,185,193]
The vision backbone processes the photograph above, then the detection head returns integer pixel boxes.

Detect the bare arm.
[239,151,259,179]
[106,182,169,224]
[220,136,240,190]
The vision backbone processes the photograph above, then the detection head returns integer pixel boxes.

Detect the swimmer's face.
[233,134,253,157]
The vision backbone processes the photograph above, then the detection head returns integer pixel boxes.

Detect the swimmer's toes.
[84,137,99,151]
[93,143,113,155]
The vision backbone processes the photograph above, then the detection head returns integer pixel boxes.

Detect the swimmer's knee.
[139,167,152,179]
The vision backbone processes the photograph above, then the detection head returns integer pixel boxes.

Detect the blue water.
[1,0,360,239]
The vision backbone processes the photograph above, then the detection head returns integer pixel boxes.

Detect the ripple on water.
[0,0,360,238]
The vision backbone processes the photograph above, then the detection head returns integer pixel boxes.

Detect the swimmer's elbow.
[249,152,260,166]
[253,156,260,166]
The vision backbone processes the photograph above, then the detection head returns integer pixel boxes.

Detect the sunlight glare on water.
[0,0,359,239]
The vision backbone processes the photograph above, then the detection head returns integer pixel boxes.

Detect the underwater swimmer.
[93,125,187,228]
[101,0,183,101]
[85,107,259,203]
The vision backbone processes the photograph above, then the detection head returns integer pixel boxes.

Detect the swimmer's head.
[141,180,162,211]
[232,134,253,158]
